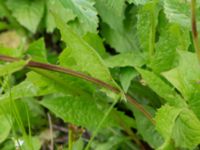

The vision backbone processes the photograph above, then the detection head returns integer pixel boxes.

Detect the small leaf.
[155,105,182,139]
[136,68,185,107]
[0,115,12,143]
[26,38,47,63]
[163,0,200,29]
[0,60,27,77]
[60,0,98,34]
[105,52,146,68]
[46,0,76,32]
[119,67,138,92]
[6,0,45,33]
[83,32,109,58]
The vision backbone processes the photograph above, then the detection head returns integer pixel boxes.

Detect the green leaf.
[83,32,109,58]
[0,1,7,18]
[136,68,185,106]
[163,0,200,29]
[136,1,159,54]
[132,105,163,149]
[21,136,41,150]
[171,109,200,149]
[54,14,119,89]
[0,115,11,143]
[26,38,47,63]
[155,105,182,139]
[95,0,125,30]
[156,105,200,149]
[105,52,146,68]
[6,0,45,33]
[60,0,98,34]
[0,68,97,102]
[0,71,58,102]
[119,68,138,92]
[99,5,139,53]
[149,24,184,73]
[40,94,116,129]
[162,51,200,99]
[46,0,76,32]
[0,60,27,77]
[127,0,148,5]
[162,51,200,121]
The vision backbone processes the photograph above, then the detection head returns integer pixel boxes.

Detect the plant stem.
[68,127,73,150]
[0,55,155,125]
[84,99,118,150]
[191,0,200,63]
[47,113,54,150]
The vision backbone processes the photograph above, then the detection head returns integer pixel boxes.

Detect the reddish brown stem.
[0,55,155,125]
[191,0,200,63]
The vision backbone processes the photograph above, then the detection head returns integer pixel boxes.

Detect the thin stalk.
[84,99,118,150]
[191,0,200,63]
[68,127,73,150]
[47,113,54,150]
[0,55,155,125]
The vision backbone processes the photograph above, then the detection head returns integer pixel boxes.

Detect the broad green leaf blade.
[155,105,200,149]
[119,68,138,92]
[46,0,76,32]
[136,1,159,54]
[40,94,116,129]
[132,105,163,149]
[99,5,139,53]
[155,105,182,139]
[136,68,185,106]
[60,0,98,34]
[162,51,200,99]
[26,38,47,63]
[149,24,189,73]
[0,115,11,143]
[162,52,200,119]
[0,60,27,77]
[6,0,45,33]
[105,52,146,68]
[95,0,125,30]
[83,33,109,58]
[171,109,200,149]
[163,0,200,29]
[54,14,120,89]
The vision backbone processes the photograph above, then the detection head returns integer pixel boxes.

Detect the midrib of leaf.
[149,9,156,59]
